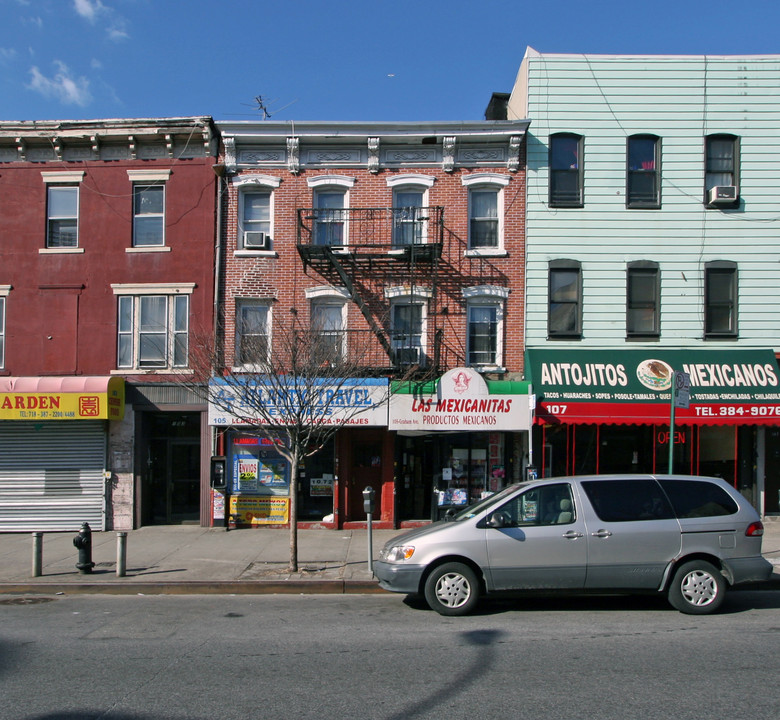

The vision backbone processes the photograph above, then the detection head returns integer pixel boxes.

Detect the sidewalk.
[0,521,778,596]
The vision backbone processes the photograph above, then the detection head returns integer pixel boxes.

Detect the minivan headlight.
[380,545,415,563]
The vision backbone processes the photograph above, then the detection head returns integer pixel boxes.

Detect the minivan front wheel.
[424,563,480,616]
[668,560,726,614]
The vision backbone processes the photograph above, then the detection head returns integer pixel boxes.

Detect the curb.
[0,580,385,596]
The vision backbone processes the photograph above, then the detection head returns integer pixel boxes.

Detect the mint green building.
[502,48,780,516]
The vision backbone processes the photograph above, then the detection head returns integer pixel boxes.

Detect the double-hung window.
[548,260,582,338]
[391,303,424,366]
[114,284,193,370]
[236,301,270,367]
[307,176,355,247]
[132,184,165,246]
[311,300,346,363]
[42,172,84,249]
[462,174,510,253]
[388,175,435,248]
[234,175,280,252]
[549,133,583,207]
[705,134,739,205]
[127,170,170,249]
[704,261,737,338]
[626,262,660,338]
[627,135,661,208]
[386,285,431,367]
[463,285,508,369]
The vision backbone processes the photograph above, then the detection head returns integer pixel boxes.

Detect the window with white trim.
[463,286,508,369]
[42,172,84,250]
[128,170,170,248]
[307,176,354,247]
[132,184,165,246]
[46,185,79,248]
[311,299,346,363]
[112,283,193,370]
[387,175,435,247]
[236,300,271,367]
[386,285,430,367]
[462,174,509,253]
[235,175,280,252]
[391,302,425,366]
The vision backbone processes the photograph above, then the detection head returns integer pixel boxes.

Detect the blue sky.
[1,0,778,123]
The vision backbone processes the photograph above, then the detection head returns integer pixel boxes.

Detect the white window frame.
[41,171,85,254]
[385,285,432,367]
[463,285,509,371]
[0,285,9,369]
[234,175,281,255]
[307,176,355,248]
[126,170,171,253]
[387,175,435,248]
[234,299,272,370]
[111,283,194,372]
[309,291,348,363]
[462,174,509,256]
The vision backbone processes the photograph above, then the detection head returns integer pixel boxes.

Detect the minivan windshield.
[449,483,526,521]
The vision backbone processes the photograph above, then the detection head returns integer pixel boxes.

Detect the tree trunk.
[289,452,299,572]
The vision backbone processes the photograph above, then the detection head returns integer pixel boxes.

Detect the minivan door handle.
[562,530,584,539]
[591,529,613,538]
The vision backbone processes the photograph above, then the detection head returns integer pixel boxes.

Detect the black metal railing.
[297,206,444,255]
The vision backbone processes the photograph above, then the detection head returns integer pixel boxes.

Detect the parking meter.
[362,486,376,514]
[363,486,376,574]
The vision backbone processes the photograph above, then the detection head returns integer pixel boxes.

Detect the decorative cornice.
[287,137,300,174]
[442,137,456,172]
[368,137,380,174]
[507,135,521,172]
[224,136,236,173]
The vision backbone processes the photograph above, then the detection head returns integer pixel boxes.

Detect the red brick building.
[0,118,218,530]
[213,121,531,529]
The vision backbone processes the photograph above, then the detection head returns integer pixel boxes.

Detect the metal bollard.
[72,522,95,574]
[32,532,43,577]
[116,532,127,577]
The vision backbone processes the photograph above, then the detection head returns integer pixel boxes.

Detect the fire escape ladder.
[320,246,394,358]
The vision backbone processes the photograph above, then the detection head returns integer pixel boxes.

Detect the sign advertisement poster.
[310,474,334,497]
[229,496,289,525]
[389,368,531,432]
[233,453,288,493]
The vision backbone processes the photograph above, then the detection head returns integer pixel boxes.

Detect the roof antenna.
[250,95,299,120]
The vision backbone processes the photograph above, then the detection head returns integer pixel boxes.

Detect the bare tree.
[185,310,392,572]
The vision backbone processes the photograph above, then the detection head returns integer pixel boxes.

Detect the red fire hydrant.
[73,522,95,574]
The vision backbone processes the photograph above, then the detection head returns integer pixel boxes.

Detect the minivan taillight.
[746,521,764,537]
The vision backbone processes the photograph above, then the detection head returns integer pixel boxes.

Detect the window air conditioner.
[243,231,269,249]
[708,186,738,205]
[395,347,421,365]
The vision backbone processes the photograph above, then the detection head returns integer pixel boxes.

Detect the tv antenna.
[248,95,298,120]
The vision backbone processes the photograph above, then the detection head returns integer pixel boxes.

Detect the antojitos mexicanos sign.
[389,367,531,432]
[526,349,780,426]
[0,376,125,421]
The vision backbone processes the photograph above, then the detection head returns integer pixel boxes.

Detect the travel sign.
[525,349,780,426]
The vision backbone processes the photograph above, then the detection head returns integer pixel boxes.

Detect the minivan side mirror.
[487,512,508,529]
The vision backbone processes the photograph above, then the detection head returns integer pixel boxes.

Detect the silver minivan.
[374,474,773,616]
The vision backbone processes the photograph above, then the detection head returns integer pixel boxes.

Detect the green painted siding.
[515,51,780,351]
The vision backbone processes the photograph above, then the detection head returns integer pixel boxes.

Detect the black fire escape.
[297,206,444,377]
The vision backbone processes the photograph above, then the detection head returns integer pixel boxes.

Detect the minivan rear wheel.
[668,560,726,614]
[424,562,480,616]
